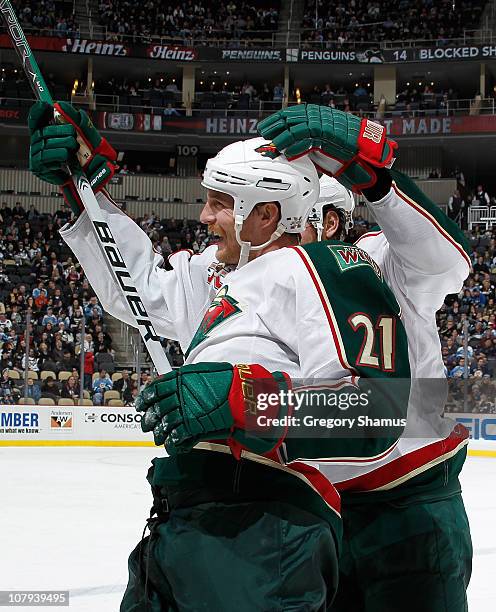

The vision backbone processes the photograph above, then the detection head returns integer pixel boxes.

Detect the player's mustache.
[208,225,227,238]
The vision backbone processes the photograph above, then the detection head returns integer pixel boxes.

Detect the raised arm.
[28,100,216,352]
[357,168,471,311]
[60,191,217,351]
[256,104,471,313]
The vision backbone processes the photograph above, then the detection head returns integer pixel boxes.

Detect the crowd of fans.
[0,202,200,407]
[0,202,120,406]
[10,0,79,37]
[442,178,496,412]
[449,177,496,409]
[11,0,488,47]
[137,212,214,260]
[438,223,496,413]
[98,0,279,43]
[302,0,488,47]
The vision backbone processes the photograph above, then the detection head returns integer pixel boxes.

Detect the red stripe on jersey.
[314,439,400,464]
[288,460,342,515]
[335,424,469,492]
[354,230,384,245]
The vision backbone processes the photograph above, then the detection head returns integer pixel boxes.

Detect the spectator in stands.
[25,377,41,403]
[353,83,368,97]
[165,341,184,367]
[129,385,139,406]
[273,83,284,103]
[24,378,41,404]
[83,333,94,353]
[40,375,60,401]
[2,390,16,404]
[57,322,74,346]
[84,296,103,321]
[94,330,111,354]
[113,369,133,404]
[242,82,256,99]
[474,184,490,205]
[37,343,55,372]
[57,350,77,374]
[34,288,48,310]
[61,375,79,401]
[449,356,466,378]
[139,371,152,392]
[92,369,113,405]
[473,256,490,274]
[21,348,39,372]
[84,351,95,390]
[51,338,65,365]
[164,103,181,117]
[42,307,58,326]
[452,167,466,188]
[448,189,465,224]
[0,368,16,399]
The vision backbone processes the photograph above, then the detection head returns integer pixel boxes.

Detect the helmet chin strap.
[316,221,324,242]
[234,214,285,269]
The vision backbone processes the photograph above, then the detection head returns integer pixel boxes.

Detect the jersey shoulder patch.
[327,244,382,280]
[300,240,384,282]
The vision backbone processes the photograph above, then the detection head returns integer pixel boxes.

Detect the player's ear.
[256,201,280,227]
[323,210,340,240]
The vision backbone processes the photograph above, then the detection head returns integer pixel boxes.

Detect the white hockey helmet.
[202,137,319,267]
[308,175,355,241]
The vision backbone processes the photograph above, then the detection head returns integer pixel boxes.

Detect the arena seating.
[0,202,203,406]
[9,0,78,37]
[302,0,489,46]
[97,0,280,42]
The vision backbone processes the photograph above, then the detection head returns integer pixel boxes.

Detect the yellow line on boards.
[468,449,496,458]
[0,440,156,447]
[0,443,495,456]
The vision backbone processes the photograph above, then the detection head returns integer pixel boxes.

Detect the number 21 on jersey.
[348,313,396,371]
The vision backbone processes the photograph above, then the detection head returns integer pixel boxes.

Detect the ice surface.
[1,447,494,611]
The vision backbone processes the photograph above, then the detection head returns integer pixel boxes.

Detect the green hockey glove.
[28,101,117,216]
[257,104,397,193]
[54,101,117,192]
[135,362,291,458]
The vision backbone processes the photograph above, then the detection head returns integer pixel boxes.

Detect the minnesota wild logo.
[255,142,280,159]
[186,286,242,357]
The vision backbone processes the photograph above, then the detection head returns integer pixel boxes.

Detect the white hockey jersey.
[60,190,411,516]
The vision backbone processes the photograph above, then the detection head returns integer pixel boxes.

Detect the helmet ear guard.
[202,137,320,267]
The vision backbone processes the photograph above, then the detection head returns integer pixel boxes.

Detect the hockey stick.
[0,0,171,374]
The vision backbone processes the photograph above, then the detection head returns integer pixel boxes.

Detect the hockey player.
[28,101,411,611]
[258,105,472,611]
[302,175,355,244]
